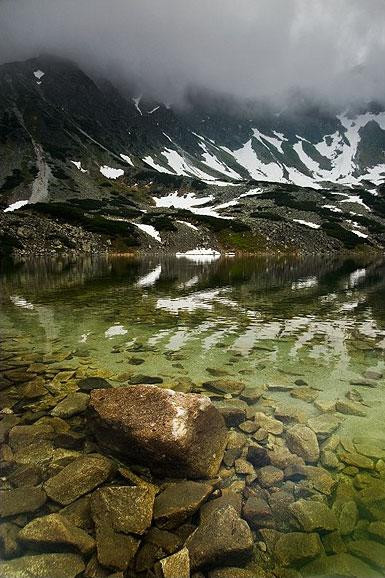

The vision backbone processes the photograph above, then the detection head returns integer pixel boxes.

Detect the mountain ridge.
[1,56,385,257]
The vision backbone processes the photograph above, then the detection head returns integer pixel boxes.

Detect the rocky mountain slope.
[1,55,385,256]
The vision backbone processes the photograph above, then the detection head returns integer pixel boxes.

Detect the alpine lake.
[1,253,385,577]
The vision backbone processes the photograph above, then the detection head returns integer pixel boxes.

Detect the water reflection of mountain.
[1,256,385,329]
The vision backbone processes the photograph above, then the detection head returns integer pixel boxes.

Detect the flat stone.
[268,384,295,392]
[208,569,257,578]
[203,379,245,395]
[7,463,42,488]
[156,547,190,578]
[297,465,336,495]
[0,486,46,517]
[350,379,378,388]
[234,458,255,475]
[335,399,367,417]
[200,492,242,523]
[363,370,383,380]
[333,499,358,535]
[286,424,320,463]
[0,553,85,578]
[302,553,379,577]
[274,406,307,424]
[348,539,385,572]
[254,412,283,435]
[0,522,20,559]
[308,414,341,437]
[186,505,253,570]
[60,496,92,529]
[223,448,241,467]
[240,387,264,404]
[127,374,163,384]
[91,486,154,535]
[258,465,284,488]
[18,513,95,555]
[368,521,385,542]
[0,415,21,443]
[44,455,114,505]
[289,499,338,532]
[154,481,213,529]
[145,527,182,554]
[321,450,340,469]
[314,400,336,413]
[227,431,247,450]
[88,386,228,479]
[290,387,319,403]
[268,446,304,469]
[215,400,247,427]
[91,494,140,570]
[247,446,270,468]
[8,424,55,465]
[238,420,259,434]
[242,496,272,527]
[274,532,323,566]
[339,451,374,470]
[354,442,385,460]
[78,377,111,392]
[19,378,47,399]
[51,393,89,418]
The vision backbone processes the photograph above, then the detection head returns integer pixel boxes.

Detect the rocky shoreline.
[1,207,383,261]
[1,341,385,577]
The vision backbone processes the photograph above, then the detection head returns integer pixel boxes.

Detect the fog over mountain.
[1,0,385,108]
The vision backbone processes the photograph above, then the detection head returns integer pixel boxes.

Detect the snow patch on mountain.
[100,166,124,179]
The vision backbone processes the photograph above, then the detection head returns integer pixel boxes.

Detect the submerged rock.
[186,505,253,570]
[154,481,213,529]
[0,553,85,578]
[274,532,323,566]
[0,486,46,517]
[18,513,95,555]
[155,547,190,578]
[88,385,228,478]
[51,393,89,418]
[286,424,320,463]
[335,399,367,417]
[91,486,154,535]
[289,499,338,532]
[302,553,379,577]
[78,376,112,391]
[44,454,114,505]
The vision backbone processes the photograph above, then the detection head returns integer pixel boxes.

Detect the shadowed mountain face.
[1,55,385,256]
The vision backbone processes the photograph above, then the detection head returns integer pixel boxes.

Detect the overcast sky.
[1,0,385,108]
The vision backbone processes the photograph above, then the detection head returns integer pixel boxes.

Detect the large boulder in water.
[88,385,228,479]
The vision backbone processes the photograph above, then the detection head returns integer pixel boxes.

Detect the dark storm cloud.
[1,0,385,107]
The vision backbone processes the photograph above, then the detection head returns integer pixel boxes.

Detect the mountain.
[1,55,385,257]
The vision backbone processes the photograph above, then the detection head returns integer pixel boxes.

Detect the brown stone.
[91,486,154,535]
[154,481,213,529]
[286,424,320,463]
[44,455,114,505]
[186,505,253,570]
[88,386,228,479]
[0,486,46,517]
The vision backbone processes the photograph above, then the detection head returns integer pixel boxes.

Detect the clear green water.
[1,254,385,440]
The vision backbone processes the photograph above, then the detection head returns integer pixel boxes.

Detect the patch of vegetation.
[29,202,140,247]
[217,230,268,252]
[70,198,105,210]
[51,166,70,180]
[321,222,367,249]
[175,209,250,233]
[0,169,24,193]
[0,232,23,255]
[250,211,285,222]
[141,213,177,231]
